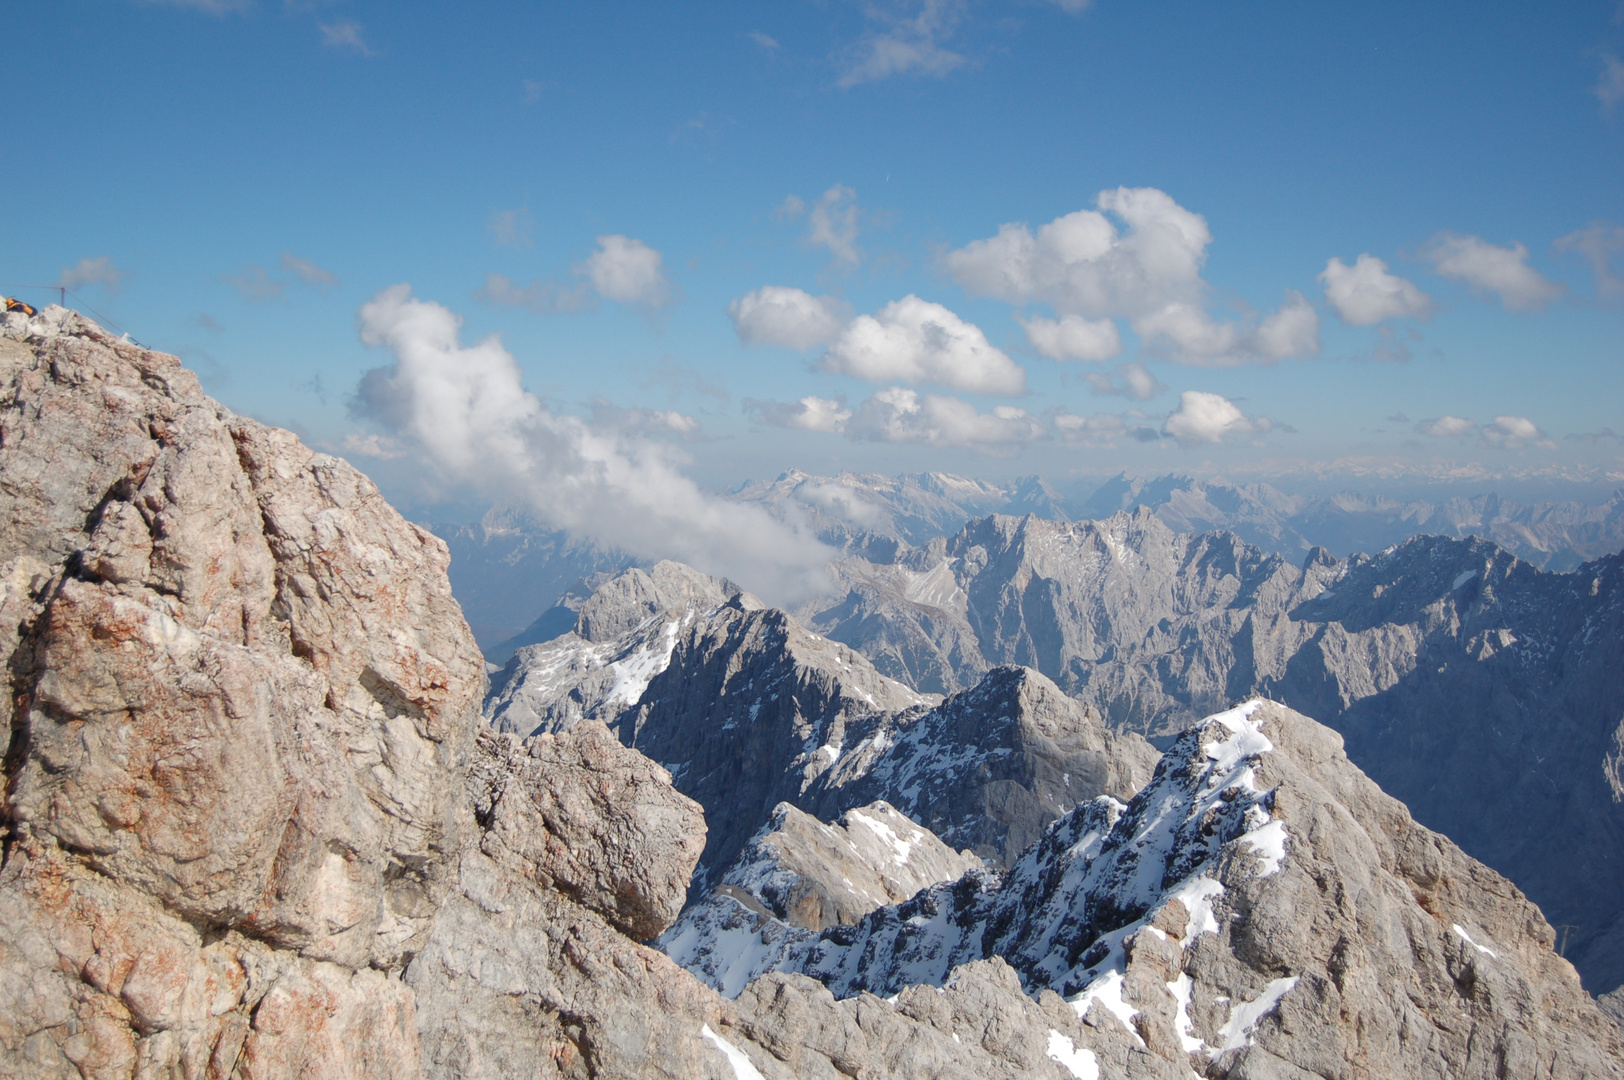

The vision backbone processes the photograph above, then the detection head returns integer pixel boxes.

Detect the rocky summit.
[2,305,1622,1080]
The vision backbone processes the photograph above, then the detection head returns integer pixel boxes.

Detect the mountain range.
[443,468,1624,660]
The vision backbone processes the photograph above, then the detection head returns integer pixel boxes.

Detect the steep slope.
[487,566,1158,881]
[668,701,1624,1079]
[804,510,1624,990]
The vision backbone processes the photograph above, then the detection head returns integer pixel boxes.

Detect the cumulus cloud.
[353,286,834,600]
[1554,221,1624,302]
[1020,313,1121,361]
[1417,416,1477,438]
[837,0,967,88]
[280,252,337,287]
[588,401,702,438]
[319,20,375,55]
[1084,361,1165,400]
[58,255,125,293]
[489,208,534,248]
[579,235,673,307]
[1052,410,1157,447]
[1319,254,1433,325]
[745,395,854,433]
[848,387,1044,450]
[821,295,1025,395]
[728,287,851,349]
[479,234,675,314]
[1479,415,1553,450]
[1422,233,1564,312]
[1161,390,1274,446]
[808,185,861,264]
[1134,291,1319,366]
[946,187,1209,317]
[947,188,1316,364]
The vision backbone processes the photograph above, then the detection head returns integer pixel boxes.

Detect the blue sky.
[6,1,1624,534]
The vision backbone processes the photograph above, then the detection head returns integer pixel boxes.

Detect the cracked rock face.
[0,307,483,1075]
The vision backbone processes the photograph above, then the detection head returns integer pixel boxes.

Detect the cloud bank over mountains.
[352,286,834,601]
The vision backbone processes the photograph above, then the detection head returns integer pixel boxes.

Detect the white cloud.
[319,20,375,55]
[808,185,860,264]
[489,207,534,248]
[1161,390,1274,446]
[1480,415,1553,450]
[1554,221,1624,302]
[749,30,780,50]
[746,395,854,433]
[1133,291,1319,366]
[1596,53,1624,111]
[946,187,1210,318]
[822,295,1026,395]
[1319,254,1433,325]
[577,234,674,308]
[1422,232,1563,312]
[353,286,834,601]
[1052,410,1156,447]
[848,387,1044,451]
[279,252,337,287]
[1084,361,1164,400]
[1417,415,1477,438]
[947,187,1316,365]
[837,0,967,88]
[480,234,674,314]
[775,194,806,220]
[589,401,702,438]
[728,286,850,349]
[1020,313,1121,361]
[59,255,125,293]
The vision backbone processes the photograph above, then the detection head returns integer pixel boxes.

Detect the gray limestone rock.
[699,800,981,934]
[670,700,1624,1079]
[488,567,1157,883]
[802,509,1624,992]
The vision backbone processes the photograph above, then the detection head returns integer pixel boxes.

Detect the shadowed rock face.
[487,565,1159,881]
[666,701,1624,1079]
